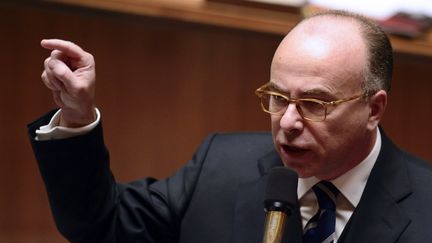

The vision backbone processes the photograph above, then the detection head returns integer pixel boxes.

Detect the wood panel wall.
[0,1,430,242]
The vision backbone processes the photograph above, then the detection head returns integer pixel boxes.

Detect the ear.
[367,90,387,130]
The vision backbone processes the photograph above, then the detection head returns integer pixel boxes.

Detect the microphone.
[262,167,298,243]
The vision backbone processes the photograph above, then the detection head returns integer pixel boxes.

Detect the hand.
[41,39,96,127]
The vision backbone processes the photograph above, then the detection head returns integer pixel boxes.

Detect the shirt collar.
[297,129,381,207]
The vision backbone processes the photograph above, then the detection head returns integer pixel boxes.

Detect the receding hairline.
[284,10,393,92]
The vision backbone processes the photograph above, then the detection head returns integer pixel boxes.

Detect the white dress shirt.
[35,108,100,140]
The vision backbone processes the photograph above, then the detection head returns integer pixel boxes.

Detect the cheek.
[308,128,331,160]
[317,113,369,156]
[324,104,370,134]
[307,120,350,159]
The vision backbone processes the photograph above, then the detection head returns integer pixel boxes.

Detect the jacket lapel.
[233,150,303,243]
[339,132,412,243]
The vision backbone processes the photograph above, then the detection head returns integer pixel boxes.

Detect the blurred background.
[0,0,431,242]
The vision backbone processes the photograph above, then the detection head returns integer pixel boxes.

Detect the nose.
[279,103,304,134]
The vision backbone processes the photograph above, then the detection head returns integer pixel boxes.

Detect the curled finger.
[51,49,70,65]
[43,57,64,91]
[47,58,74,90]
[41,71,57,90]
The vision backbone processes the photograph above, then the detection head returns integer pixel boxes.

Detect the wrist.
[59,107,97,128]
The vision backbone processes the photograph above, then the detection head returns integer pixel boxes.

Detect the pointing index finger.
[41,39,86,59]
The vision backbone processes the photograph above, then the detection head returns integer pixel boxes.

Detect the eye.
[299,100,325,116]
[271,94,288,106]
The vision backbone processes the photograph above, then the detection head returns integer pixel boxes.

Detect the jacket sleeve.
[28,110,216,243]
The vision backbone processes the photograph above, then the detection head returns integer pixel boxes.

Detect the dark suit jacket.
[28,111,432,243]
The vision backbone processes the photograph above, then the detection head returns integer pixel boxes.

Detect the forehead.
[270,17,367,95]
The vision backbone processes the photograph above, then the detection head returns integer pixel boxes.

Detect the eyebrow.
[267,82,285,93]
[302,89,336,99]
[268,82,336,99]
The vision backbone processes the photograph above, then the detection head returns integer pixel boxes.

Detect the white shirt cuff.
[35,108,101,141]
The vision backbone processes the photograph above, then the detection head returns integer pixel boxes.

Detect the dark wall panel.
[0,2,430,242]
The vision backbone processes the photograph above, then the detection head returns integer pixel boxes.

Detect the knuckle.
[44,57,50,66]
[75,83,87,92]
[84,53,94,63]
[47,58,57,70]
[51,50,61,58]
[74,82,92,95]
[44,67,53,77]
[55,67,68,79]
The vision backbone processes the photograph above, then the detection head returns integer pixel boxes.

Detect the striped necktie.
[303,181,339,243]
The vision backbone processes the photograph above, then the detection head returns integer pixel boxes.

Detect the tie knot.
[312,181,339,210]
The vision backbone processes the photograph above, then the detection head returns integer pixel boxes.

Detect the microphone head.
[264,167,298,214]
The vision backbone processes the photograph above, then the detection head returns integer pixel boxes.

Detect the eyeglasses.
[255,83,368,122]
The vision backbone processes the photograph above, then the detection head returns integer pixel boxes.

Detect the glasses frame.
[255,83,368,122]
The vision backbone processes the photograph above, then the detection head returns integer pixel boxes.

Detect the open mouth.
[282,145,308,154]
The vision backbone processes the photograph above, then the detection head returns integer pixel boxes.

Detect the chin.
[281,161,309,177]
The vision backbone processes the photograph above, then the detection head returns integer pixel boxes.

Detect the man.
[29,10,432,243]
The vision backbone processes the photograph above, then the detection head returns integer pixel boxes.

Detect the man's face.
[270,20,376,180]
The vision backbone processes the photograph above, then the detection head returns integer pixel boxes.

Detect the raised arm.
[30,39,202,243]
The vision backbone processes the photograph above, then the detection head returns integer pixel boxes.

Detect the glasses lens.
[298,100,325,120]
[261,93,288,114]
